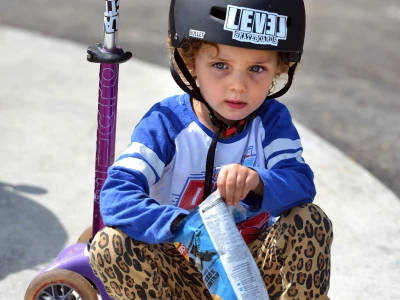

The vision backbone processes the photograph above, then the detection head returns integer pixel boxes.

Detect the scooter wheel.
[24,269,98,300]
[77,226,93,244]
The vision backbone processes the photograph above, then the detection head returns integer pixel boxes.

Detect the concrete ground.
[1,26,399,299]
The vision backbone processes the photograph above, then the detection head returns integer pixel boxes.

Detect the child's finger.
[217,165,239,205]
[216,166,227,200]
[233,173,246,205]
[224,170,237,205]
[243,174,256,197]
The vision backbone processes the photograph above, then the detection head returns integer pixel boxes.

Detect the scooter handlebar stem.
[90,0,131,238]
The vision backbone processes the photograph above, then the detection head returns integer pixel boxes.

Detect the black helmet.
[169,0,305,61]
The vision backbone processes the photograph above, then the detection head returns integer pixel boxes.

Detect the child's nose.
[229,71,247,93]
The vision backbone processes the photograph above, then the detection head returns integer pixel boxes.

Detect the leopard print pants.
[89,203,333,300]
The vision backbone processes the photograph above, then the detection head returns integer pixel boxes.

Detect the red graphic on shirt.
[179,179,204,210]
[178,179,216,210]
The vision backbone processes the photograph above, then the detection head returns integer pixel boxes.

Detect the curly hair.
[167,34,292,93]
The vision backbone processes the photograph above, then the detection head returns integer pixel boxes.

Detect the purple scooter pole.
[92,64,118,235]
[88,0,132,238]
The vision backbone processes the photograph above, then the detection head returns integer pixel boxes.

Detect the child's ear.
[189,64,196,77]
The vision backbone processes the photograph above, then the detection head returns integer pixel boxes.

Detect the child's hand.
[216,164,263,206]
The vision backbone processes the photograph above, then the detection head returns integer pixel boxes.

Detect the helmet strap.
[203,108,259,199]
[170,49,203,102]
[266,58,300,100]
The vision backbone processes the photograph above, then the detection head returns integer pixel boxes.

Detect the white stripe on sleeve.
[123,142,165,178]
[113,157,156,186]
[264,138,302,160]
[266,150,304,169]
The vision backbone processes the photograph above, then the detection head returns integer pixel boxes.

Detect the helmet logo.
[189,29,205,39]
[224,5,288,46]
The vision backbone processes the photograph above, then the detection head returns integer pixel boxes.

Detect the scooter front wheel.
[25,269,98,300]
[77,226,93,244]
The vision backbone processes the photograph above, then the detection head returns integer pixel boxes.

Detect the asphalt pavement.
[1,26,400,299]
[2,0,400,197]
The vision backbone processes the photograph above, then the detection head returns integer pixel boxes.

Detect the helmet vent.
[210,6,227,22]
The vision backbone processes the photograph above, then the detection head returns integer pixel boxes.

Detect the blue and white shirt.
[100,93,316,244]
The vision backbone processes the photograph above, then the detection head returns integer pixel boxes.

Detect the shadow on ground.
[0,181,68,280]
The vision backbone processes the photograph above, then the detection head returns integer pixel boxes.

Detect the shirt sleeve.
[252,100,316,217]
[100,100,189,244]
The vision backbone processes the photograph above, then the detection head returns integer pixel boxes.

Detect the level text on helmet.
[224,5,287,46]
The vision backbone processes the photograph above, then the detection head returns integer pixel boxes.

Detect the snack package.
[173,192,270,300]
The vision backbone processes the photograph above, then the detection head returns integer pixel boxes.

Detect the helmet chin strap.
[170,49,296,200]
[170,49,222,124]
[266,53,300,100]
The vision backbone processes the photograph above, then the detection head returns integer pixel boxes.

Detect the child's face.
[192,43,278,124]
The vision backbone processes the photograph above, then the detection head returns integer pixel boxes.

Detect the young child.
[89,0,333,299]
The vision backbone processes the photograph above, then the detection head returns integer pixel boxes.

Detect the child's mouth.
[226,100,246,109]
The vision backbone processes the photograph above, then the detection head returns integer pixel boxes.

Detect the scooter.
[24,1,131,299]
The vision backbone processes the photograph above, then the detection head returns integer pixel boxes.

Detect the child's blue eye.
[213,62,227,69]
[250,66,265,73]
